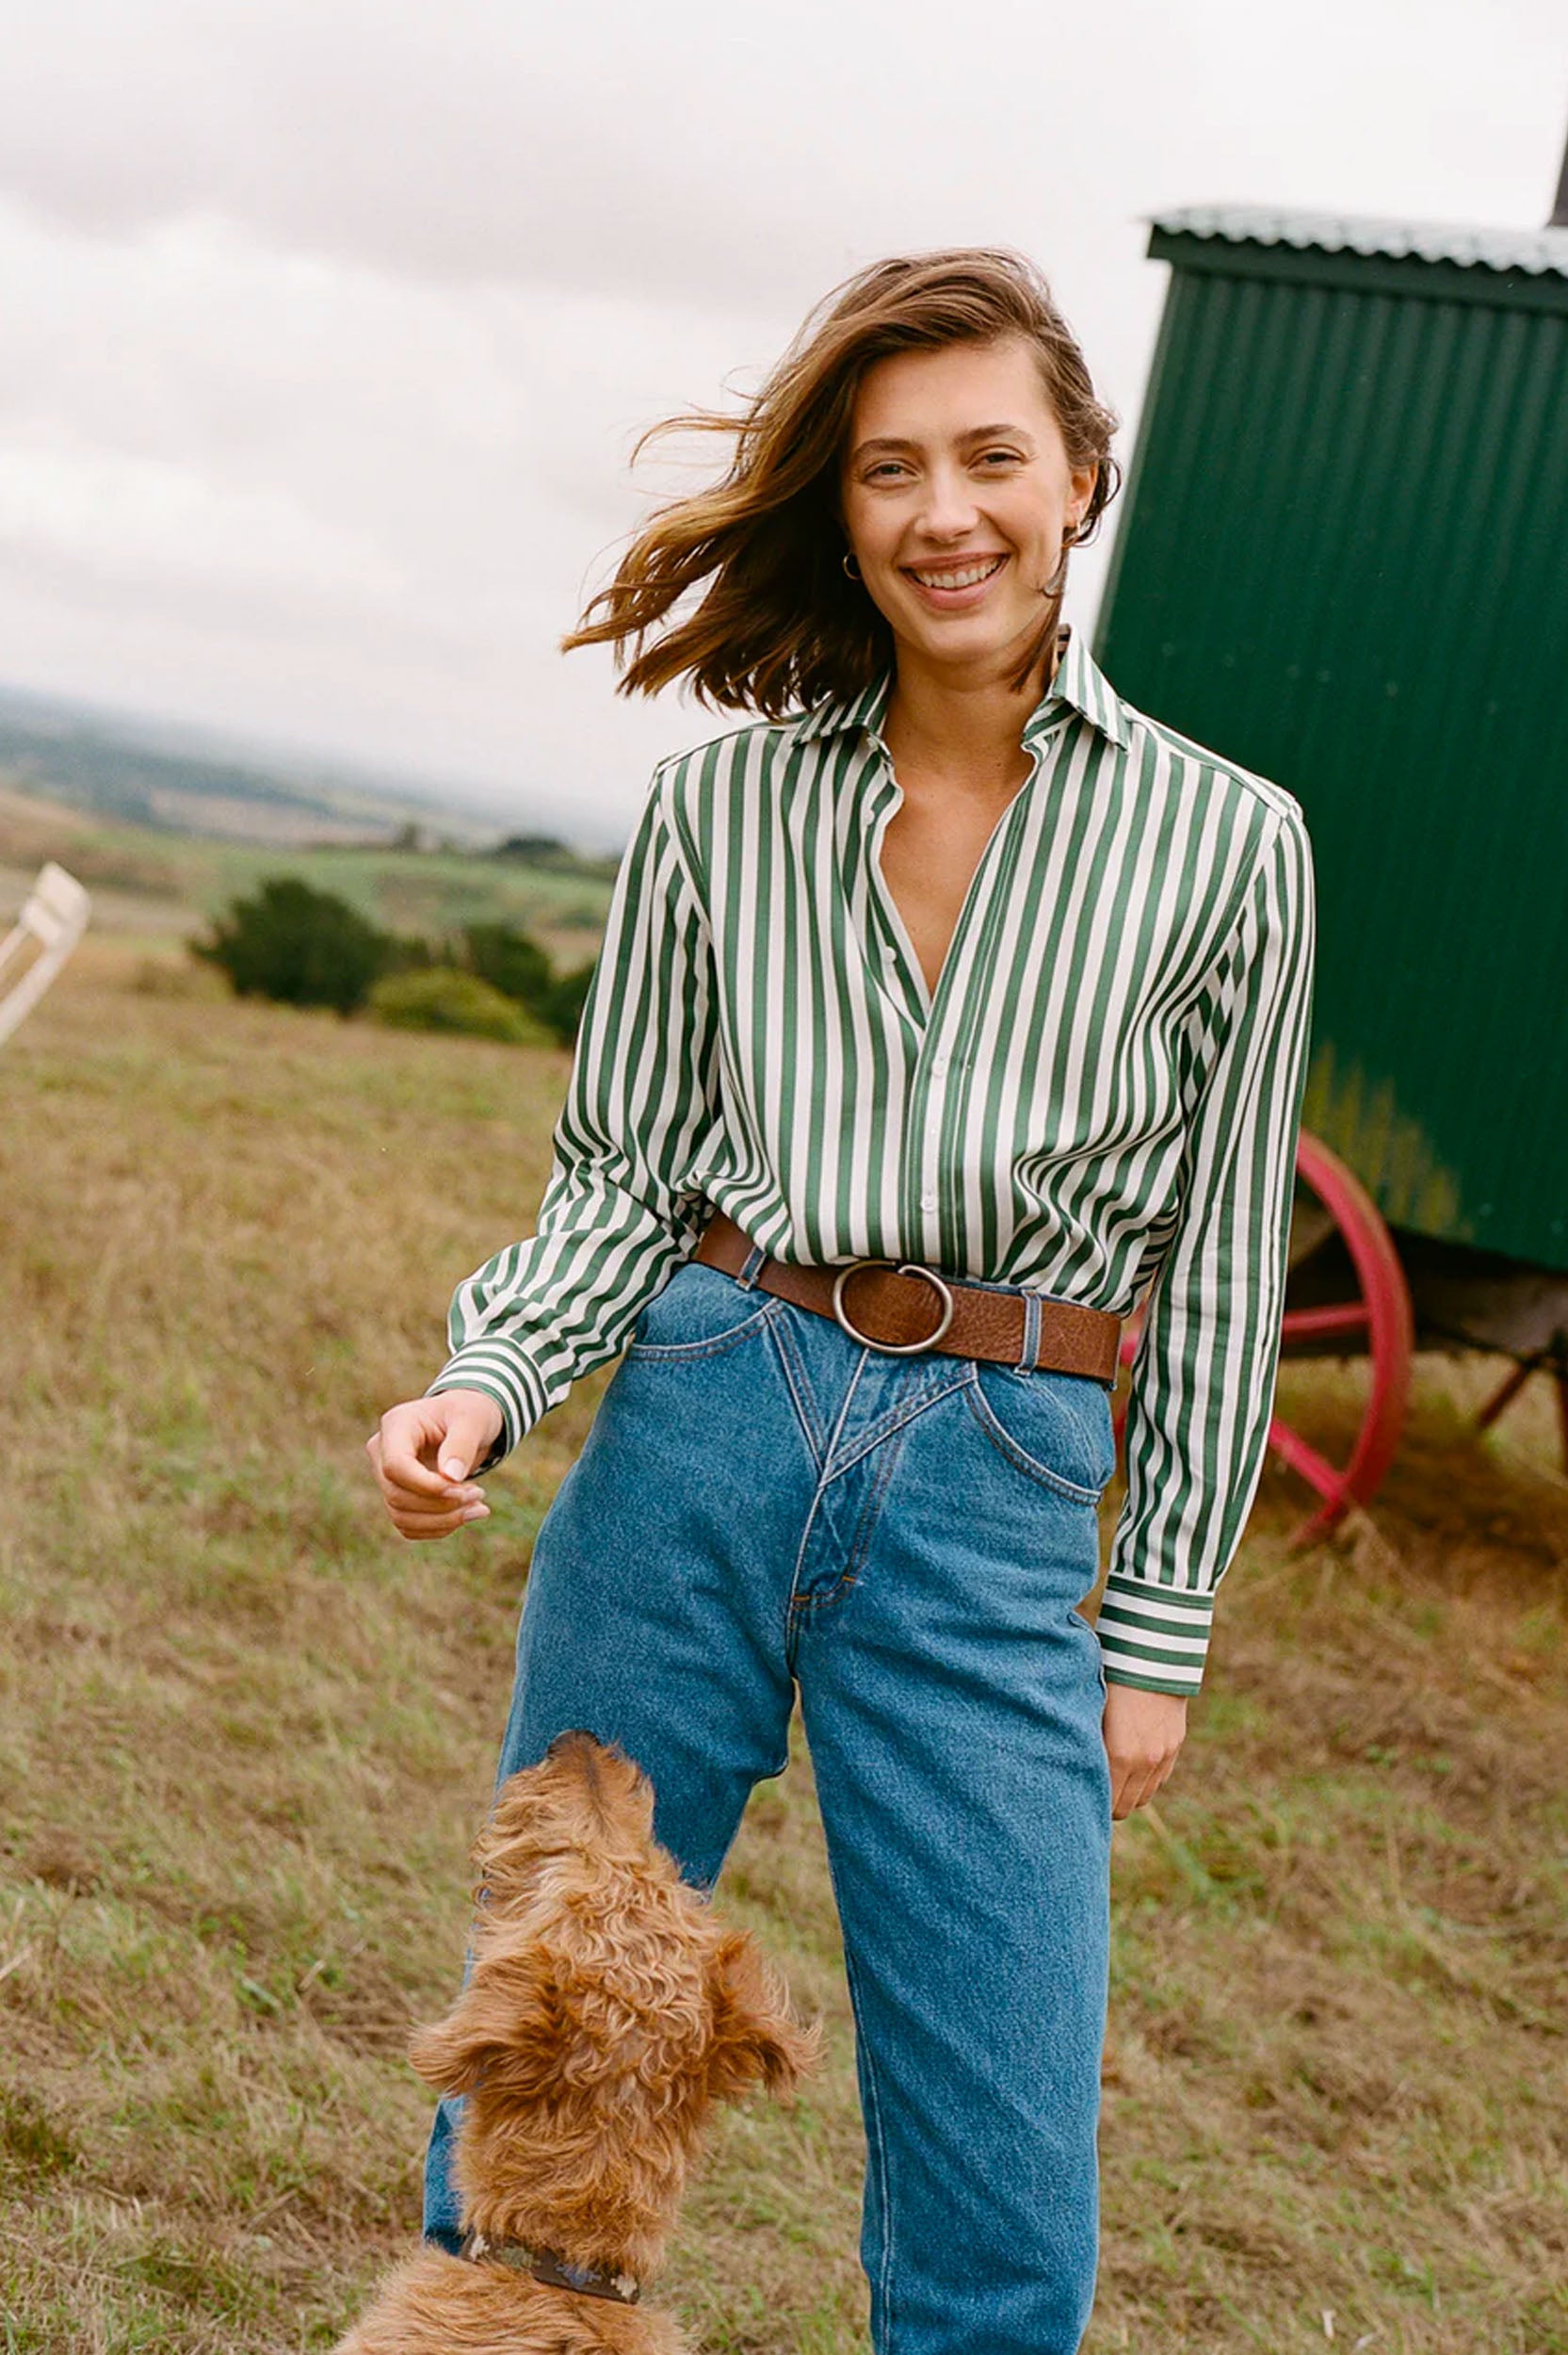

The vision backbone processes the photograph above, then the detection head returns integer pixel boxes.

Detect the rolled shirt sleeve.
[1098,806,1317,1697]
[427,765,719,1464]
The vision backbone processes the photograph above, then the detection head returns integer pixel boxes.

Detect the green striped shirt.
[430,627,1316,1697]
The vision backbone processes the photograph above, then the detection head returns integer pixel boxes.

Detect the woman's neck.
[882,631,1064,792]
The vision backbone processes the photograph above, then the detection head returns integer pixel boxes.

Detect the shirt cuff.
[1095,1572,1215,1697]
[426,1340,549,1471]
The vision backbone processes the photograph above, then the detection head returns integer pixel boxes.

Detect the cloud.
[0,432,404,610]
[0,0,1562,827]
[7,0,1557,307]
[0,192,798,821]
[0,0,886,308]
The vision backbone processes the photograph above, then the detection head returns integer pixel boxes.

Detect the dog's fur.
[332,1730,819,2354]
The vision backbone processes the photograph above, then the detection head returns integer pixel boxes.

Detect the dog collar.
[457,2228,641,2306]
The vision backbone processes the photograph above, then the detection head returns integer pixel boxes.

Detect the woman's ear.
[704,1929,821,2102]
[1068,456,1099,538]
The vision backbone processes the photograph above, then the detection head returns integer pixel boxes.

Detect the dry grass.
[2,937,1565,2353]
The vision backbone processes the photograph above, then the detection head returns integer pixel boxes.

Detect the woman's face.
[838,334,1097,689]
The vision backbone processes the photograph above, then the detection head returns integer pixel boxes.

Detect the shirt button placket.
[918,1042,948,1225]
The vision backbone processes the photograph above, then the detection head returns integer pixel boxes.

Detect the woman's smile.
[902,552,1010,605]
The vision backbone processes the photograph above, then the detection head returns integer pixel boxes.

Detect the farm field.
[0,781,615,972]
[2,939,1566,2353]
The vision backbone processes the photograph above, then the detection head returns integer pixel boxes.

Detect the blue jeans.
[424,1255,1116,2354]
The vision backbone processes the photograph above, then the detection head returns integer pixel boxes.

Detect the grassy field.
[2,939,1566,2353]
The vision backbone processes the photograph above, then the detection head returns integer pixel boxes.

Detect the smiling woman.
[557,248,1120,716]
[365,247,1316,2355]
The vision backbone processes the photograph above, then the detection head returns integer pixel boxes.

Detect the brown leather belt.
[693,1210,1121,1386]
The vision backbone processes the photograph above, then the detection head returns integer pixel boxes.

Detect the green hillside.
[0,781,615,969]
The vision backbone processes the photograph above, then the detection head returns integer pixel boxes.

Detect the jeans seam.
[841,1914,897,2347]
[793,1417,905,1616]
[1069,1604,1110,1700]
[784,1490,821,1670]
[768,1313,828,1468]
[811,1369,972,1487]
[962,1368,1105,1503]
[784,1352,868,1660]
[625,1297,784,1359]
[844,1427,902,1595]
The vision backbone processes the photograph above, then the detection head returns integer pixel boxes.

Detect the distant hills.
[0,684,615,876]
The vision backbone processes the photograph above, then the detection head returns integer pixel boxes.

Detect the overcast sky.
[0,0,1562,845]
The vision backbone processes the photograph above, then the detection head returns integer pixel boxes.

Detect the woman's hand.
[1102,1684,1188,1818]
[366,1389,504,1540]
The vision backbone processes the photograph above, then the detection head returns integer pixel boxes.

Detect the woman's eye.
[865,462,908,481]
[978,449,1023,468]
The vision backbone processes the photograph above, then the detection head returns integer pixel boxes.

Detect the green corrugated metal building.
[1095,204,1568,1296]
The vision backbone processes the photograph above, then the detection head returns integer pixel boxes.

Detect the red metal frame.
[1113,1129,1415,1545]
[1475,1342,1568,1471]
[1273,1132,1414,1541]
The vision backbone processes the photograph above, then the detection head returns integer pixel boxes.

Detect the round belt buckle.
[831,1258,956,1356]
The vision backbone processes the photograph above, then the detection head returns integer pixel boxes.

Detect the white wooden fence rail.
[0,862,92,1047]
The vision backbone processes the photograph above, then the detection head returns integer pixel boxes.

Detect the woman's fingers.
[371,1462,491,1540]
[373,1475,484,1523]
[1114,1757,1177,1816]
[1101,1682,1188,1819]
[391,1502,491,1541]
[367,1391,506,1539]
[369,1448,483,1513]
[1108,1746,1177,1818]
[1117,1760,1171,1818]
[428,1390,507,1483]
[370,1409,462,1498]
[382,1487,490,1524]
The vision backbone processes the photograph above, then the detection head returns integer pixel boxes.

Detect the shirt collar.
[790,625,1131,754]
[791,669,892,744]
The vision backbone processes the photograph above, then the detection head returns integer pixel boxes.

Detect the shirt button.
[921,1189,937,1211]
[931,1049,950,1076]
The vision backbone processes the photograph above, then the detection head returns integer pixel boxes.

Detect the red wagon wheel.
[1112,1129,1414,1546]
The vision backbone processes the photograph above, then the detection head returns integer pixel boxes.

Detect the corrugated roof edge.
[1149,204,1568,282]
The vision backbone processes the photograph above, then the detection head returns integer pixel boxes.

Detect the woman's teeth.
[908,556,1006,590]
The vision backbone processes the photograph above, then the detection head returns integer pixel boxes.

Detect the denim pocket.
[625,1260,782,1360]
[964,1361,1117,1503]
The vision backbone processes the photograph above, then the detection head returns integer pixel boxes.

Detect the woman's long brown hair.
[561,248,1122,719]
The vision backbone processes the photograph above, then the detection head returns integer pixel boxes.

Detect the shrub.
[366,966,556,1044]
[461,920,596,1047]
[461,921,553,1016]
[380,933,439,976]
[489,831,570,865]
[194,877,391,1015]
[541,960,596,1046]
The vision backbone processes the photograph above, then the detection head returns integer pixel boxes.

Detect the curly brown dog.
[331,1729,819,2354]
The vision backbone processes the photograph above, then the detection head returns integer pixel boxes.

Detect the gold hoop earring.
[1043,516,1085,601]
[842,550,862,582]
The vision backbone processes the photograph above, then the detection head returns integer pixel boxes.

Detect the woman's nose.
[918,463,980,538]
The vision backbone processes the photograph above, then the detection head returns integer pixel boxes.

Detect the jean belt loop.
[736,1240,769,1291]
[1020,1291,1043,1372]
